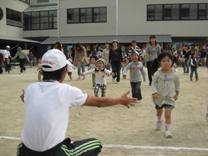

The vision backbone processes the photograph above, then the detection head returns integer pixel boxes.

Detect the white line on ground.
[1,136,208,152]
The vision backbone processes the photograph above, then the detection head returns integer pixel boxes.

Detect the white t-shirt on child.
[21,81,88,151]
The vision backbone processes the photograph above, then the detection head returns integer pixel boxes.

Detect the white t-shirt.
[21,81,88,151]
[1,50,11,59]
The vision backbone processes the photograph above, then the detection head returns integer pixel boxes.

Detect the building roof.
[41,35,172,44]
[0,36,40,43]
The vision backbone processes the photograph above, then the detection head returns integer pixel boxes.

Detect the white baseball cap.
[41,49,68,72]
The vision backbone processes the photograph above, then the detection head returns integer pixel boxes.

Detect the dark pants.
[146,60,158,85]
[111,62,121,82]
[190,67,198,80]
[130,82,142,100]
[19,59,26,73]
[4,59,11,73]
[17,138,102,156]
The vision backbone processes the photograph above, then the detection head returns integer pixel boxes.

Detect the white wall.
[59,0,117,37]
[0,0,29,38]
[118,0,208,37]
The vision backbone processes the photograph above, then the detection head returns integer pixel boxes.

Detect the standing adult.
[145,35,161,86]
[12,47,27,73]
[182,45,191,74]
[73,44,88,80]
[109,40,123,83]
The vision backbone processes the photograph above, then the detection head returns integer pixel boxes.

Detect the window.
[147,5,162,21]
[198,4,207,20]
[93,7,107,22]
[6,8,22,27]
[67,8,79,23]
[147,3,208,21]
[67,7,107,24]
[180,4,197,20]
[49,10,57,29]
[163,4,179,20]
[23,12,31,30]
[80,8,92,23]
[23,10,57,30]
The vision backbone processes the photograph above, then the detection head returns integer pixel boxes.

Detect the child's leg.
[156,108,163,122]
[101,85,106,97]
[195,68,198,81]
[38,70,42,81]
[130,82,137,99]
[155,106,163,130]
[190,68,193,80]
[137,82,142,100]
[164,107,173,138]
[94,84,99,97]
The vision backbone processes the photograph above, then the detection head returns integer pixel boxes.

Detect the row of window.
[6,8,22,27]
[147,3,208,21]
[23,10,57,30]
[67,7,107,24]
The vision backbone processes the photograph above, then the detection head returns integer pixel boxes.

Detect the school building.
[0,0,208,49]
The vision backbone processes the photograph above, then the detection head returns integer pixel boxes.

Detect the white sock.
[165,124,171,131]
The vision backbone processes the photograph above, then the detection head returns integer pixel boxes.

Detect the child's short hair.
[158,52,174,65]
[90,55,98,60]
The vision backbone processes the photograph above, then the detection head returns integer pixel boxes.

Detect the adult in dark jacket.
[109,40,123,83]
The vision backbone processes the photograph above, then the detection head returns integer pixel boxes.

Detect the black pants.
[130,82,142,100]
[111,62,121,82]
[190,67,198,80]
[19,59,26,73]
[4,59,11,73]
[146,60,158,85]
[17,138,102,156]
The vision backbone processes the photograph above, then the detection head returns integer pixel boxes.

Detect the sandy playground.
[0,66,208,156]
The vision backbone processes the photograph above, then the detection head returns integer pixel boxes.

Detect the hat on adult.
[96,58,105,65]
[41,49,68,72]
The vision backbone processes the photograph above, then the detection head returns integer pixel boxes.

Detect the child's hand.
[152,93,160,99]
[123,75,127,79]
[174,95,178,101]
[111,72,115,77]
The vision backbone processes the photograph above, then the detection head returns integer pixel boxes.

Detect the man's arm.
[84,91,137,108]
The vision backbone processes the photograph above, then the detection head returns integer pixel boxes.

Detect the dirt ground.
[0,66,208,156]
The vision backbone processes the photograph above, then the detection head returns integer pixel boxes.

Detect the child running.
[67,58,75,80]
[123,52,146,100]
[82,58,111,97]
[152,52,180,138]
[190,52,199,81]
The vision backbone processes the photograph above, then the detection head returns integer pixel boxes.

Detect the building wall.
[30,0,57,6]
[118,0,208,37]
[0,0,29,38]
[59,0,117,37]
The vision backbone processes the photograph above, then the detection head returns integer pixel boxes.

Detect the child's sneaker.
[165,130,173,138]
[155,121,162,131]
